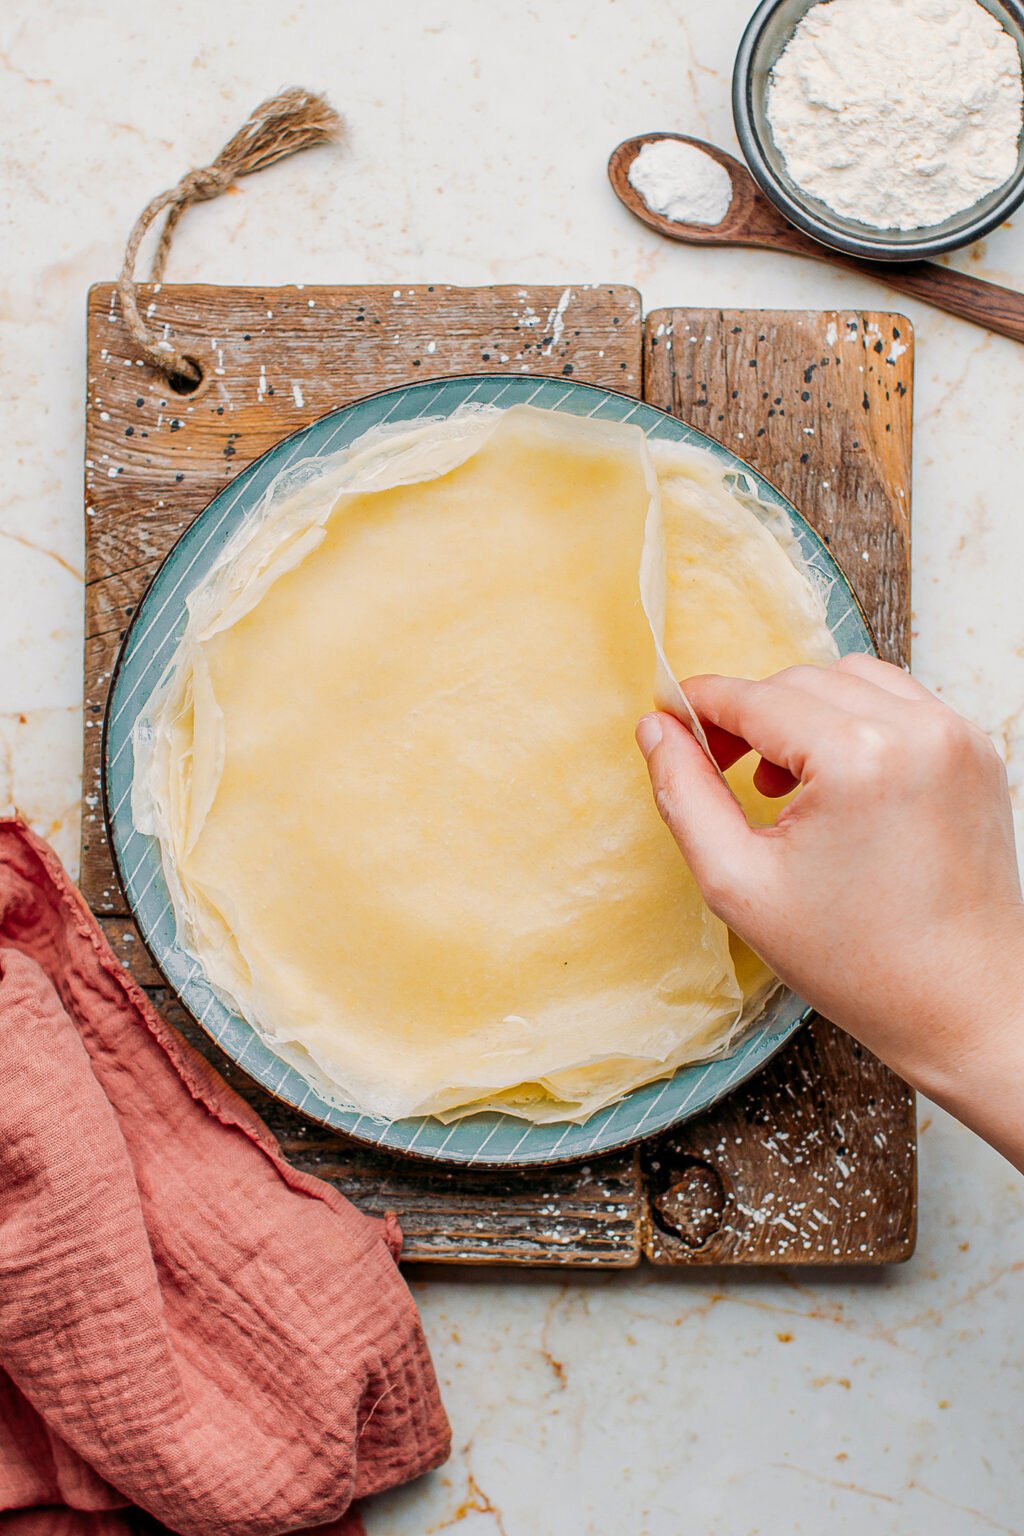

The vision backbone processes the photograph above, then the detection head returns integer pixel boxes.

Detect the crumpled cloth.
[0,819,450,1535]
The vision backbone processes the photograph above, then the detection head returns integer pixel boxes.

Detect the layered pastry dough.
[134,405,837,1122]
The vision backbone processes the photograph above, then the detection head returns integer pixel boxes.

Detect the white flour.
[766,0,1024,230]
[627,139,733,225]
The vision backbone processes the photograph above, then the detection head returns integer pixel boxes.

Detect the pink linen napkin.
[0,818,449,1535]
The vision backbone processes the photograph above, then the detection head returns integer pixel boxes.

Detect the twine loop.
[118,87,344,389]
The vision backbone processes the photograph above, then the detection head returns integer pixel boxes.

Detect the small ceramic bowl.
[733,0,1024,262]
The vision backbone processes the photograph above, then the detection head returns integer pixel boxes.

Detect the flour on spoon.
[628,139,733,226]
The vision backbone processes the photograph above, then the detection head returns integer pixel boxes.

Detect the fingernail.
[635,714,663,761]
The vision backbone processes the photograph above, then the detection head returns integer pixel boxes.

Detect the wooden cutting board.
[82,282,915,1266]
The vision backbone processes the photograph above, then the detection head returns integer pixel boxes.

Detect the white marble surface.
[2,2,1022,1531]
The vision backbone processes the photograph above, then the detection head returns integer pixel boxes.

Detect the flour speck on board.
[542,287,573,356]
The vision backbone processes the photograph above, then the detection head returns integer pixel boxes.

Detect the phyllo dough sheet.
[134,405,836,1122]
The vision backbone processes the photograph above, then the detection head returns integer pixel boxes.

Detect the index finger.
[682,673,848,783]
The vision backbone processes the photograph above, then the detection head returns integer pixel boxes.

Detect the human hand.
[636,655,1024,1169]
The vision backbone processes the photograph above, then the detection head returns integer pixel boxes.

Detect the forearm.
[851,908,1024,1174]
[909,912,1024,1173]
[924,1032,1024,1174]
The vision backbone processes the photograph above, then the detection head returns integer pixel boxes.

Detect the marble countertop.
[2,2,1022,1530]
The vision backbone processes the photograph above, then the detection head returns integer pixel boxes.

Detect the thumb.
[635,712,765,920]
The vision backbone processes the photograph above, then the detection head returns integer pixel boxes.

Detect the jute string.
[118,88,344,389]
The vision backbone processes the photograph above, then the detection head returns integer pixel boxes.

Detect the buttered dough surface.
[135,406,837,1122]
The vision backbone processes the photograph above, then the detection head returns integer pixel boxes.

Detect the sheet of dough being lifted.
[134,405,837,1123]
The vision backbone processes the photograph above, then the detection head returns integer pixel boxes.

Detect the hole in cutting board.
[645,1149,729,1249]
[166,355,206,396]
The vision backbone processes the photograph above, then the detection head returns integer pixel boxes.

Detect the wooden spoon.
[609,133,1024,344]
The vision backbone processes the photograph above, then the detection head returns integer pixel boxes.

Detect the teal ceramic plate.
[104,374,874,1166]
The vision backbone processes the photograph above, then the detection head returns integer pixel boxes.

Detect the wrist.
[907,905,1024,1171]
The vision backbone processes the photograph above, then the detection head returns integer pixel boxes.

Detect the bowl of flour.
[733,0,1024,260]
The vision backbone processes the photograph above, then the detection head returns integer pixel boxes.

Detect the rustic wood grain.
[642,1021,917,1263]
[101,915,164,987]
[82,282,642,912]
[84,292,916,1267]
[641,309,915,1263]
